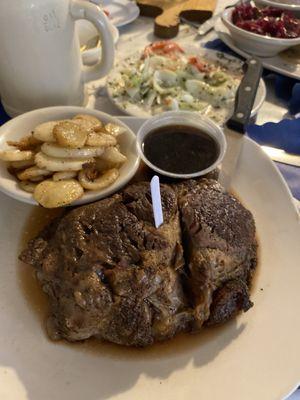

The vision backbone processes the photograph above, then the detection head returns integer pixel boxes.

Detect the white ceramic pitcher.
[0,0,115,116]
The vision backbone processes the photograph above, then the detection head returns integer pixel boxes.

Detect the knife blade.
[197,14,221,36]
[197,1,240,36]
[219,57,263,189]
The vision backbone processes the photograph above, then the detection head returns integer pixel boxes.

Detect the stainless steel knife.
[180,13,226,37]
[197,1,240,36]
[197,14,222,36]
[219,57,263,189]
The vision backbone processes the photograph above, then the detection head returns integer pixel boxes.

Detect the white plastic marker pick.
[150,175,164,228]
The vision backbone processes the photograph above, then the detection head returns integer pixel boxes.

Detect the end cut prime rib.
[20,179,257,346]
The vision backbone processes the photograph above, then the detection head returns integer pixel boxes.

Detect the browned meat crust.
[20,179,257,346]
[176,179,257,330]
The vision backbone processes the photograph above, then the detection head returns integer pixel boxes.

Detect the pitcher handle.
[70,0,115,82]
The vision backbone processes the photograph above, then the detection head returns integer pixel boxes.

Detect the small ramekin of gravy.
[136,111,227,179]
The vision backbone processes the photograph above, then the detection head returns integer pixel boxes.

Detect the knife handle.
[227,57,263,133]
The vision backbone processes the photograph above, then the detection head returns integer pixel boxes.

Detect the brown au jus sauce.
[142,125,219,175]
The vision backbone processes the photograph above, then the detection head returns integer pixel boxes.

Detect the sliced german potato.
[35,152,94,171]
[94,158,119,171]
[53,171,77,181]
[73,114,102,131]
[86,132,116,147]
[17,166,52,181]
[18,181,37,193]
[78,168,119,191]
[53,121,88,148]
[41,143,104,159]
[34,179,84,208]
[0,150,33,162]
[33,121,59,142]
[10,159,35,170]
[104,123,127,137]
[101,147,127,164]
[29,176,46,182]
[73,114,102,126]
[7,135,41,151]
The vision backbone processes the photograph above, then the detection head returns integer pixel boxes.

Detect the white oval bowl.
[136,111,227,179]
[0,106,140,207]
[222,7,300,57]
[256,0,300,15]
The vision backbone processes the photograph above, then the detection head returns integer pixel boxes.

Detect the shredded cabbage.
[108,47,242,122]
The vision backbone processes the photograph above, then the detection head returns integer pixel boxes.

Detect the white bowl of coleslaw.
[107,42,266,125]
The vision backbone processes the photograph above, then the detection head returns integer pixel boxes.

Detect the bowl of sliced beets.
[222,3,300,56]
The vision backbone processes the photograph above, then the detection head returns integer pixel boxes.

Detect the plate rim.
[103,0,140,28]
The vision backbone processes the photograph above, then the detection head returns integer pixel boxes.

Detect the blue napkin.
[246,119,300,155]
[0,102,10,126]
[247,119,300,200]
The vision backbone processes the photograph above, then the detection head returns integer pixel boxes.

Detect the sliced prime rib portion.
[176,179,257,330]
[205,279,253,326]
[20,183,189,346]
[20,179,257,347]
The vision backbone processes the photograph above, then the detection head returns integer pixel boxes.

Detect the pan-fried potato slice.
[29,176,46,182]
[73,114,102,132]
[103,123,127,137]
[0,149,33,162]
[94,158,118,171]
[17,166,52,181]
[73,114,102,127]
[35,152,94,171]
[18,181,37,193]
[10,159,35,169]
[101,147,127,164]
[53,171,77,181]
[33,121,60,142]
[78,168,119,191]
[86,132,116,147]
[53,121,88,148]
[34,179,83,208]
[41,143,104,158]
[7,135,41,151]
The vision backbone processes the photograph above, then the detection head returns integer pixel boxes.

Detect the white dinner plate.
[215,18,300,80]
[107,46,266,123]
[102,0,140,27]
[0,116,299,400]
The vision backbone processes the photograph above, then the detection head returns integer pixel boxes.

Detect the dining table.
[0,0,299,398]
[76,0,300,396]
[106,2,298,214]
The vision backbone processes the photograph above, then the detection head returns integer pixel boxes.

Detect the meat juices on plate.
[20,179,257,347]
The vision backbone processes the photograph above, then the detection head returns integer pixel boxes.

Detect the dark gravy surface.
[143,125,219,175]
